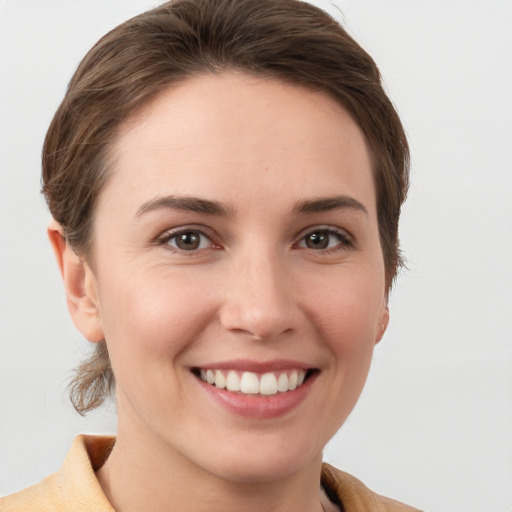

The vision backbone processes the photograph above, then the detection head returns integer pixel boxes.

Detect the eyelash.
[157,226,219,253]
[295,226,354,253]
[156,225,354,254]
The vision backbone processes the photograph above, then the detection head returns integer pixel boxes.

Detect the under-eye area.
[192,368,319,396]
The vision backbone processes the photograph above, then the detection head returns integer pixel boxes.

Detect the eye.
[297,228,353,251]
[162,229,215,252]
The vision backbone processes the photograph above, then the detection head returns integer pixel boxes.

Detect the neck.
[96,418,330,512]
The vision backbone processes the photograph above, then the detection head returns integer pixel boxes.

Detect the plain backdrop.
[0,1,511,511]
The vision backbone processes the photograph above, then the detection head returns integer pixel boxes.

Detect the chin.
[190,431,325,485]
[208,456,315,485]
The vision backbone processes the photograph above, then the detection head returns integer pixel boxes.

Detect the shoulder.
[0,436,115,512]
[1,474,60,512]
[321,463,424,512]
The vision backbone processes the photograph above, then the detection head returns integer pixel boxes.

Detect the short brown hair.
[42,0,409,414]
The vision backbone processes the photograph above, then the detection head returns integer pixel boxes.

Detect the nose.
[219,249,299,341]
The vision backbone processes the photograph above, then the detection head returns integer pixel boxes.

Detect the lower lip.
[197,373,318,419]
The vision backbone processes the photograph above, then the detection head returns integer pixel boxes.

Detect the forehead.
[105,72,375,216]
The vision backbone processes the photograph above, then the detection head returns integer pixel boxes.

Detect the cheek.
[318,298,378,378]
[97,267,217,362]
[302,268,385,398]
[304,269,384,344]
[301,276,382,440]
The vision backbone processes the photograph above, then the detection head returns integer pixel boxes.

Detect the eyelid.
[294,225,355,250]
[153,224,354,253]
[155,224,221,251]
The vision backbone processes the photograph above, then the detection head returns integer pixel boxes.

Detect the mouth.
[192,367,318,396]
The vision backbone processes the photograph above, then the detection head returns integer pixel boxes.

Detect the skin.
[49,73,389,512]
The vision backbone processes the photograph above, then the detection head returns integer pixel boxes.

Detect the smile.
[195,369,312,396]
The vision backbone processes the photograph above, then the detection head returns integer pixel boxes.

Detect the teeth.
[277,373,288,392]
[214,370,226,389]
[288,370,298,390]
[240,372,260,394]
[199,369,307,395]
[226,370,241,392]
[259,373,277,395]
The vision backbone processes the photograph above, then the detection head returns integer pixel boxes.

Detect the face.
[74,73,388,482]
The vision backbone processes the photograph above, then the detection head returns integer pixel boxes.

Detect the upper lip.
[192,359,315,373]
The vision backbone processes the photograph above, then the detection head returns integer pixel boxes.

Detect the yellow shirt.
[1,436,422,511]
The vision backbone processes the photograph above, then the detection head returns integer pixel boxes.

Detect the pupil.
[177,232,200,250]
[306,232,328,249]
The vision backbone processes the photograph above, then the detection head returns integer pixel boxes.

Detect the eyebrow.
[136,195,236,218]
[136,194,367,218]
[292,195,368,215]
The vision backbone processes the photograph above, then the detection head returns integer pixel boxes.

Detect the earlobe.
[375,305,389,344]
[47,220,104,343]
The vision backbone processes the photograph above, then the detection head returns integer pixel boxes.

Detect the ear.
[375,305,389,344]
[48,220,104,343]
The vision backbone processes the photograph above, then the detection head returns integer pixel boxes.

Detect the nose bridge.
[220,242,296,340]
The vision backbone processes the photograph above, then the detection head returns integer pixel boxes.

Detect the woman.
[1,0,420,510]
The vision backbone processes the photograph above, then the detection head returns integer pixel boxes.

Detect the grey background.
[1,1,511,511]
